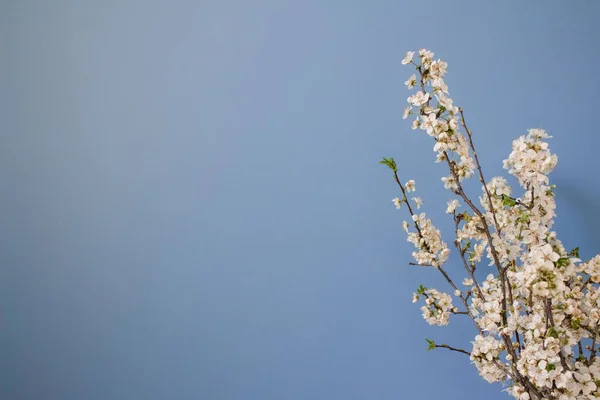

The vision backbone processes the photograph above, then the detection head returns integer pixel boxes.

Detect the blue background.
[2,1,600,399]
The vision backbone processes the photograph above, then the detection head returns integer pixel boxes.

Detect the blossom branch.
[388,49,599,400]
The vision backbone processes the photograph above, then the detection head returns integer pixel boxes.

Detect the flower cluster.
[382,49,600,399]
[503,129,558,188]
[405,211,450,268]
[419,288,454,326]
[402,49,475,188]
[470,334,507,383]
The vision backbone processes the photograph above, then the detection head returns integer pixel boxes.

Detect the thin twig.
[435,343,471,356]
[590,321,599,365]
[459,108,502,236]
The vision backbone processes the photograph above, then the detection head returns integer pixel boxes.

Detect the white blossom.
[446,199,461,214]
[420,288,453,326]
[407,91,430,106]
[412,197,423,209]
[402,51,415,65]
[405,74,417,89]
[402,221,410,233]
[419,48,434,61]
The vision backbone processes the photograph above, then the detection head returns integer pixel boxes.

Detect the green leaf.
[547,327,559,338]
[516,211,531,224]
[569,247,580,258]
[501,194,517,207]
[417,284,427,295]
[545,363,556,372]
[457,211,471,222]
[554,257,570,268]
[379,157,397,172]
[425,338,436,351]
[571,319,581,330]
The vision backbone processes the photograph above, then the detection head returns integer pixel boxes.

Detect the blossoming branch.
[380,49,600,400]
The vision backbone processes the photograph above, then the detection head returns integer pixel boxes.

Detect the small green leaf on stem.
[425,338,436,351]
[501,194,517,208]
[569,247,580,258]
[554,257,570,268]
[379,157,397,172]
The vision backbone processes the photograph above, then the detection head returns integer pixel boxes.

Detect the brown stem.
[392,171,431,253]
[453,214,486,303]
[459,107,502,236]
[444,154,509,328]
[590,321,599,365]
[452,311,470,315]
[393,170,481,333]
[435,343,471,356]
[436,262,482,334]
[545,299,570,371]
